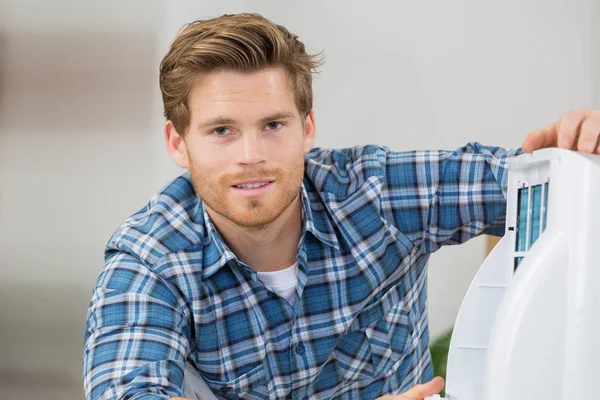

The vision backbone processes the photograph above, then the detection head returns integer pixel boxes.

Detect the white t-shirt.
[256,262,299,306]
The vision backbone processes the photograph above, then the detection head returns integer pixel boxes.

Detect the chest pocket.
[334,285,415,382]
[200,363,268,399]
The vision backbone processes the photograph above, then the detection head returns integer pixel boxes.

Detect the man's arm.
[84,251,193,400]
[382,142,521,254]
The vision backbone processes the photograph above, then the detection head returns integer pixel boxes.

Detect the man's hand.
[375,376,445,400]
[522,109,600,154]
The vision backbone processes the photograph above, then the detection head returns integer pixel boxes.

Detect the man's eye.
[214,127,231,136]
[265,122,282,130]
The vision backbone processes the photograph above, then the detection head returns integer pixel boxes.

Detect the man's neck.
[205,195,303,272]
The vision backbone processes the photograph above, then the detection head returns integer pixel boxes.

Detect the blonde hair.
[159,13,323,135]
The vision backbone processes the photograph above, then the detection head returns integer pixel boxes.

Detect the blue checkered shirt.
[83,143,520,400]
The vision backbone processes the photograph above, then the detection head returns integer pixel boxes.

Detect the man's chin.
[228,211,279,229]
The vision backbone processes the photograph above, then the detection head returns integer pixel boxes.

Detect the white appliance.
[428,148,600,400]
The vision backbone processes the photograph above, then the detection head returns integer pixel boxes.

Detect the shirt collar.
[299,183,340,250]
[200,204,238,279]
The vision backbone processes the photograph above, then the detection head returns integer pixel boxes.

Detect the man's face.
[173,67,315,229]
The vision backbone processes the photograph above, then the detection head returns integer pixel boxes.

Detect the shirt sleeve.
[83,251,192,400]
[381,142,522,254]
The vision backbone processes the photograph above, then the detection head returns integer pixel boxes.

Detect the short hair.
[159,13,323,135]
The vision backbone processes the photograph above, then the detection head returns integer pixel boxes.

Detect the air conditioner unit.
[429,148,600,400]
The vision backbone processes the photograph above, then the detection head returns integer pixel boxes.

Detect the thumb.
[521,124,558,153]
[400,376,445,399]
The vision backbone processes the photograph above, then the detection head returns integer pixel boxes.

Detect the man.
[83,13,600,400]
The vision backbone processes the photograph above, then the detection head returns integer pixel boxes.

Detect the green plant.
[430,327,453,396]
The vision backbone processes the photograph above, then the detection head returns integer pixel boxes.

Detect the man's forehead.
[191,67,294,98]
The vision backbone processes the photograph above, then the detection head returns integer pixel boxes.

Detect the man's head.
[160,13,322,229]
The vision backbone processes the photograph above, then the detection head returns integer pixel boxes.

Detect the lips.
[231,179,274,189]
[235,182,270,189]
[229,179,275,199]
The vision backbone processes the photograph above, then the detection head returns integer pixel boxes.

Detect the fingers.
[400,376,445,400]
[523,109,600,154]
[577,112,600,153]
[521,125,556,153]
[375,376,445,400]
[556,109,586,150]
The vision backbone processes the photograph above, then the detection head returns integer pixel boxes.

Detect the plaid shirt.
[83,143,520,400]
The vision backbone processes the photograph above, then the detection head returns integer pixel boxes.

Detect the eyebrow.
[197,111,296,130]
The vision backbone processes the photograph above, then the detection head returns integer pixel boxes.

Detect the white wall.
[0,0,164,394]
[0,0,596,396]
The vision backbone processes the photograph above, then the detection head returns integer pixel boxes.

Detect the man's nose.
[238,133,266,166]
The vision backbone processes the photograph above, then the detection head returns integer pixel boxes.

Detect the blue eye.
[265,122,281,130]
[214,127,231,136]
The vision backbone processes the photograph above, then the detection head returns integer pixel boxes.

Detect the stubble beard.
[189,157,305,230]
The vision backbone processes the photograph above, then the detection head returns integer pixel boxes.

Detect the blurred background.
[0,0,598,398]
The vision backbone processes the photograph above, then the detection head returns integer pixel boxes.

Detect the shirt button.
[267,291,276,297]
[295,343,305,355]
[222,386,232,393]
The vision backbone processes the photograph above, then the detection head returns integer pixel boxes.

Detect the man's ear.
[303,109,316,153]
[165,121,189,169]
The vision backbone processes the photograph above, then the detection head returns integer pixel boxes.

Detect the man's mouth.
[234,181,272,189]
[231,178,275,191]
